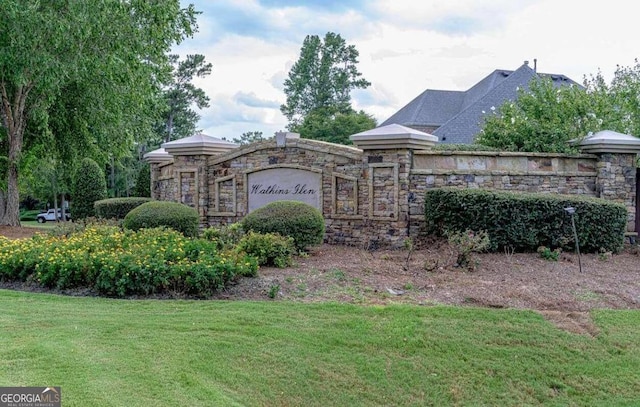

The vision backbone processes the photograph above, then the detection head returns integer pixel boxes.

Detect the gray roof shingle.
[381,62,581,144]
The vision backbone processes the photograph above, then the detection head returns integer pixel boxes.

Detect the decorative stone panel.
[212,175,236,216]
[368,163,399,220]
[331,173,360,218]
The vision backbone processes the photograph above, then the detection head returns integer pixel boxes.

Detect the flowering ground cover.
[0,226,257,297]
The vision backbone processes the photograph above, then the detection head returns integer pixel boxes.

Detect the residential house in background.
[381,61,581,144]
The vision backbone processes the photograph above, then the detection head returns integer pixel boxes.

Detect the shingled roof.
[381,62,580,144]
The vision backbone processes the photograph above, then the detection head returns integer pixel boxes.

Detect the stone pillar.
[579,130,640,232]
[351,124,438,246]
[152,133,238,226]
[143,147,173,200]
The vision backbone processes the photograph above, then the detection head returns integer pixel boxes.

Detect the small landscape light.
[564,207,582,273]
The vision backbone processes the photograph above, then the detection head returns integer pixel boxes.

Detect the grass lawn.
[20,220,59,229]
[1,290,639,406]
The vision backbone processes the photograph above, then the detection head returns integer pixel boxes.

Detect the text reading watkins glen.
[251,184,316,195]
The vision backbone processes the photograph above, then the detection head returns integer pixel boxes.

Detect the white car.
[36,209,71,223]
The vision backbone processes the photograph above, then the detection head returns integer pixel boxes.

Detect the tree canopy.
[158,54,212,143]
[477,60,640,153]
[281,32,371,132]
[294,107,376,145]
[0,0,198,225]
[233,131,265,145]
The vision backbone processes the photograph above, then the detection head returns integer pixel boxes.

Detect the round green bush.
[95,197,154,220]
[72,158,108,219]
[123,201,199,237]
[241,201,325,251]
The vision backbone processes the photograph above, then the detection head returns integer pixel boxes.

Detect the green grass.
[20,220,58,229]
[1,290,639,406]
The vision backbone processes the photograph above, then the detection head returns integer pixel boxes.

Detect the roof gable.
[381,89,464,127]
[382,62,581,144]
[434,64,537,143]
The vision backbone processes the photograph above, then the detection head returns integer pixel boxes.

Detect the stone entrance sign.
[147,126,640,247]
[247,167,322,212]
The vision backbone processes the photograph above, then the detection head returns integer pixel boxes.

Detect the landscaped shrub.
[201,223,245,251]
[446,229,490,270]
[123,201,199,237]
[236,231,296,268]
[425,188,627,253]
[133,162,151,198]
[0,227,258,297]
[241,201,325,251]
[72,158,108,219]
[95,197,154,220]
[47,217,122,238]
[19,209,41,221]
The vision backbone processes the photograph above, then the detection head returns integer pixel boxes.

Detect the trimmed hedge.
[19,210,41,221]
[123,201,199,237]
[425,188,627,253]
[241,200,325,251]
[95,197,154,220]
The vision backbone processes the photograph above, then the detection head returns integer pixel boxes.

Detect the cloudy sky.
[175,0,639,141]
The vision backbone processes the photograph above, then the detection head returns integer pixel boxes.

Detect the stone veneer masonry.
[149,135,638,248]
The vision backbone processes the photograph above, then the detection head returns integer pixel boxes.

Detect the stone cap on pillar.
[143,147,173,164]
[578,130,640,154]
[350,124,438,150]
[162,133,238,156]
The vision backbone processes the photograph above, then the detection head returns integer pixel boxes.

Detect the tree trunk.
[0,82,31,226]
[166,109,174,142]
[0,190,6,221]
[2,126,23,226]
[53,195,60,223]
[2,158,22,226]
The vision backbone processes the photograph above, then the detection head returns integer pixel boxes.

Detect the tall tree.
[281,32,371,130]
[160,54,212,143]
[233,131,265,145]
[0,0,198,225]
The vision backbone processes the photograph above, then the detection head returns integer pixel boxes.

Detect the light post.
[564,207,582,273]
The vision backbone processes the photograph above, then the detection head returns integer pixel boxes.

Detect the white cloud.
[177,0,640,139]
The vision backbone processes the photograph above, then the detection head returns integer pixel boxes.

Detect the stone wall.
[408,151,600,236]
[205,137,413,246]
[149,133,638,247]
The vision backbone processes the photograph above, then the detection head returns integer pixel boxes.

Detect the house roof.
[381,62,580,144]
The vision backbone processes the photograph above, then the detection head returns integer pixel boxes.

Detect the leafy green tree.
[159,54,212,143]
[22,156,69,216]
[233,131,265,145]
[72,158,107,220]
[0,0,197,225]
[133,162,152,198]
[477,61,640,153]
[281,32,370,130]
[293,107,376,145]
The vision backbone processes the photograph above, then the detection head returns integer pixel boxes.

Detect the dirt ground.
[2,226,639,334]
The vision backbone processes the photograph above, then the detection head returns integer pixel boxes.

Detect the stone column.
[158,133,238,227]
[579,130,640,232]
[143,147,173,200]
[350,124,438,246]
